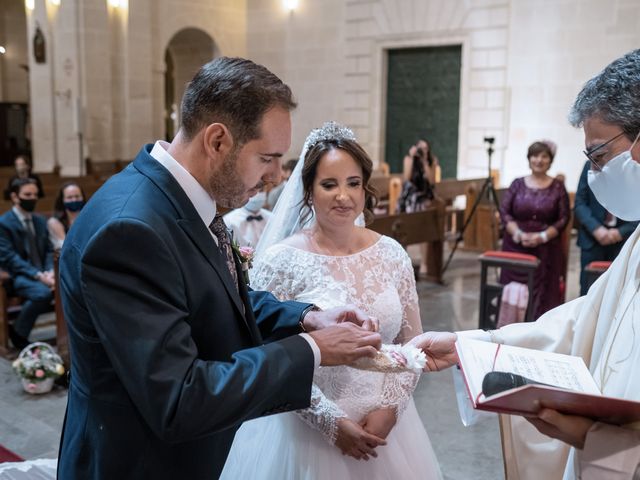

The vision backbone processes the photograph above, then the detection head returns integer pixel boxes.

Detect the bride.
[220,122,442,479]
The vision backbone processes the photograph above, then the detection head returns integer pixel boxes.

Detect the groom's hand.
[310,323,381,366]
[303,305,379,332]
[409,331,458,372]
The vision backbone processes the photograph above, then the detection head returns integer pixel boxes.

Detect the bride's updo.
[300,129,378,225]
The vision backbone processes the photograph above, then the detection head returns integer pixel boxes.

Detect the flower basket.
[21,377,55,394]
[12,342,65,395]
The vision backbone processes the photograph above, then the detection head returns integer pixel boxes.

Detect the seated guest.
[500,140,570,319]
[224,190,272,247]
[47,182,86,250]
[0,178,54,349]
[574,160,638,295]
[3,154,45,200]
[266,158,297,209]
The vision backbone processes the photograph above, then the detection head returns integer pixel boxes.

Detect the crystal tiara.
[302,121,357,153]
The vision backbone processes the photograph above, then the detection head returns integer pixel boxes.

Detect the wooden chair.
[0,271,27,356]
[478,251,540,329]
[388,177,402,215]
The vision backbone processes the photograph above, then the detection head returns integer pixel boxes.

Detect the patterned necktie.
[24,217,43,271]
[209,215,239,291]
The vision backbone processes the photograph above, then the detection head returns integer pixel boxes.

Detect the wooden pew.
[369,174,403,215]
[369,203,445,283]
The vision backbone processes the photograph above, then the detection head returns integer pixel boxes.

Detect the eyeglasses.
[583,131,626,171]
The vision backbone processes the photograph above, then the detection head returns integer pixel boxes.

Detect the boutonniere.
[231,240,255,285]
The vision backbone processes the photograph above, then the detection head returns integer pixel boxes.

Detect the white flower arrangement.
[12,342,65,390]
[351,343,427,373]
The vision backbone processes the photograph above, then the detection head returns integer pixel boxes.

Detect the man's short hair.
[180,57,297,146]
[10,177,38,196]
[569,49,640,140]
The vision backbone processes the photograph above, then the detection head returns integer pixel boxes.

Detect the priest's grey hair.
[569,49,640,141]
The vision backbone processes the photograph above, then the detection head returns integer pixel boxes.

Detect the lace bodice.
[252,234,423,443]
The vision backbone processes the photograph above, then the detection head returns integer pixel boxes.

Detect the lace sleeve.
[296,384,348,445]
[380,246,423,415]
[251,247,293,301]
[252,246,348,444]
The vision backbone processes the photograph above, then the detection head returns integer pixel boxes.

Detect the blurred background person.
[398,139,439,276]
[266,158,298,209]
[3,154,45,200]
[574,159,638,295]
[500,140,570,319]
[224,188,272,247]
[47,182,86,250]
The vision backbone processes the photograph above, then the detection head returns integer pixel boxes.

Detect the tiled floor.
[0,238,582,479]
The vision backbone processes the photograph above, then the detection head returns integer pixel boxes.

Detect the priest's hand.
[409,331,458,372]
[525,408,595,449]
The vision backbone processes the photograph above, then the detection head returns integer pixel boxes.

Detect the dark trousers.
[11,275,54,338]
[579,242,623,295]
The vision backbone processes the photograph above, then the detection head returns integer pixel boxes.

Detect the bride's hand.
[409,331,458,372]
[334,418,386,461]
[303,305,379,332]
[360,408,396,440]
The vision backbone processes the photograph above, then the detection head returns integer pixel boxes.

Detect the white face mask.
[587,132,640,221]
[244,191,266,213]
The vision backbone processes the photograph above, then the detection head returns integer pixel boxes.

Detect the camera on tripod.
[484,136,495,145]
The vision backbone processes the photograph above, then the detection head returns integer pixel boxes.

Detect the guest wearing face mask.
[223,189,273,247]
[0,178,54,350]
[3,155,45,201]
[47,182,87,250]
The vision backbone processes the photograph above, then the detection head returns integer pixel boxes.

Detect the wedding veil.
[254,121,359,260]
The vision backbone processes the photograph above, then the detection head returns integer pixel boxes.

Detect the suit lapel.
[177,219,246,314]
[133,145,259,340]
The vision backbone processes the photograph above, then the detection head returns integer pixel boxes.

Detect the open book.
[455,336,640,425]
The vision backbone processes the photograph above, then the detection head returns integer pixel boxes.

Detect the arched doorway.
[0,0,30,167]
[164,28,216,141]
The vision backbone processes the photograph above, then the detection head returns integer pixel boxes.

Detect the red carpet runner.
[0,444,23,463]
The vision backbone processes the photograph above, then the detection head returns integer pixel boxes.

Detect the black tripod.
[442,137,502,274]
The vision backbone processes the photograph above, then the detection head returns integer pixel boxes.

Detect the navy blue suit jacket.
[57,145,315,479]
[574,161,639,250]
[0,209,53,278]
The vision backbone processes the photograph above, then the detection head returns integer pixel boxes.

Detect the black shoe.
[8,325,30,350]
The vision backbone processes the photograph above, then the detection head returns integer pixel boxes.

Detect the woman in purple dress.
[500,141,570,319]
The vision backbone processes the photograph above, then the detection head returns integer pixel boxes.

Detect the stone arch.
[164,27,217,140]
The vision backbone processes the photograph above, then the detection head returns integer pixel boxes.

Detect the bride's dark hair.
[300,138,378,225]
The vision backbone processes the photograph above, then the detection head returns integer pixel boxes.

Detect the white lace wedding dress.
[220,235,442,479]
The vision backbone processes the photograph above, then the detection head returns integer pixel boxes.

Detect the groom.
[57,57,382,479]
